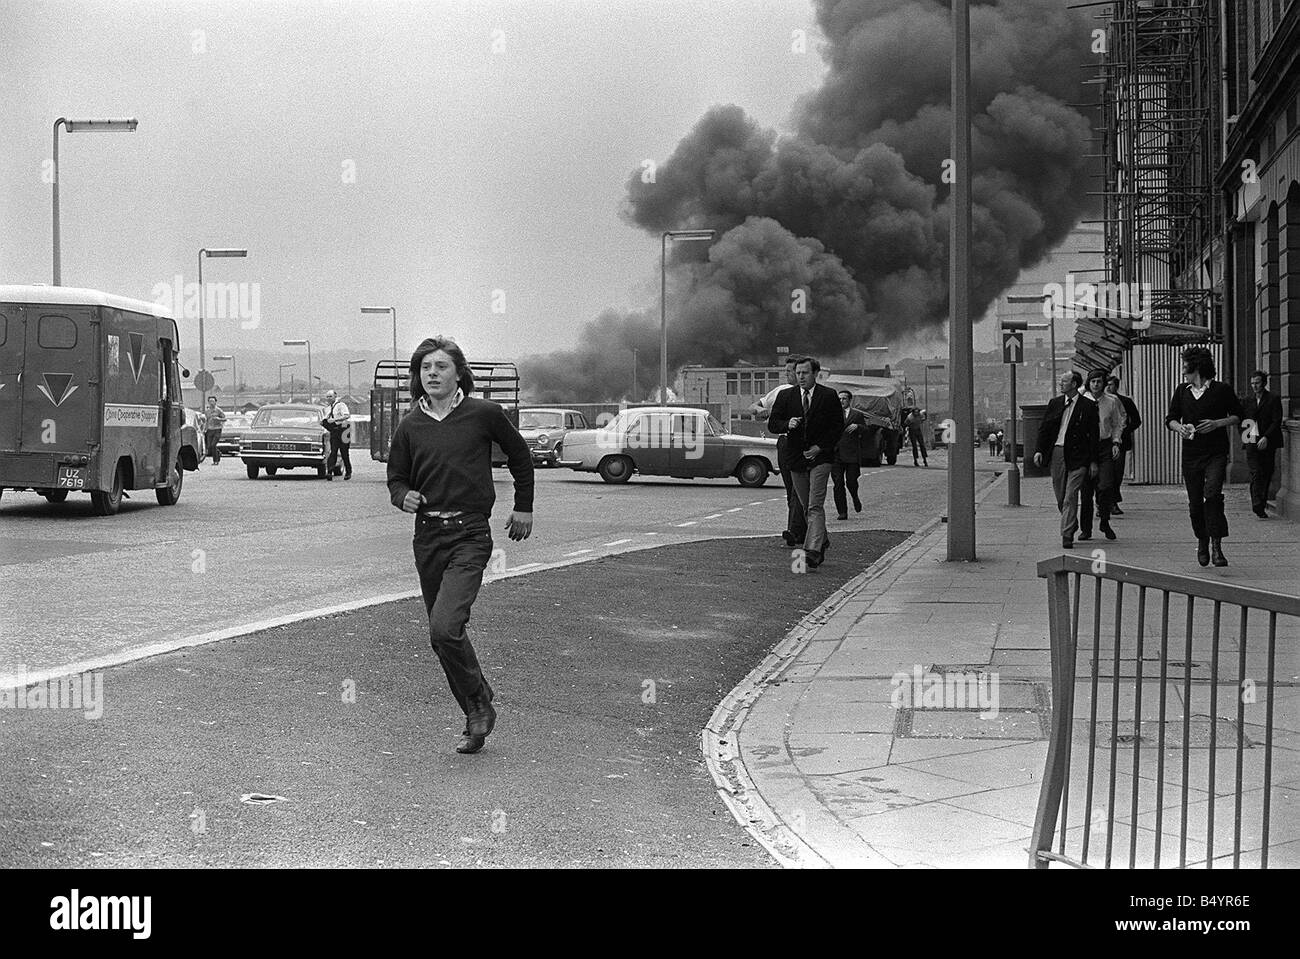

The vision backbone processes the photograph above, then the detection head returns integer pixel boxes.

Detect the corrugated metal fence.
[1122,341,1224,485]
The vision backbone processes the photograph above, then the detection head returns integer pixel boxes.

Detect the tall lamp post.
[212,354,238,408]
[198,248,248,404]
[660,229,715,402]
[347,358,367,403]
[362,306,398,367]
[630,348,638,403]
[279,363,295,402]
[283,340,312,401]
[948,0,975,561]
[52,117,138,285]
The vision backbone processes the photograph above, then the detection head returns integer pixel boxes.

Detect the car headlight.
[536,433,550,448]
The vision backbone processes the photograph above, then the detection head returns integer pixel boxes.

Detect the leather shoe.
[344,472,352,481]
[1211,539,1228,567]
[836,513,848,520]
[1100,521,1116,541]
[853,497,862,513]
[456,732,486,754]
[1196,539,1210,566]
[1077,531,1092,541]
[1254,507,1267,519]
[782,531,797,548]
[1111,505,1124,515]
[1062,537,1073,549]
[805,549,823,568]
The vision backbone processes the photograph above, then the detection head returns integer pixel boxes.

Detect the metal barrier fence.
[1031,554,1300,868]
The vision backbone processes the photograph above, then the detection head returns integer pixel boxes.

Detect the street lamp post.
[361,306,398,367]
[212,354,237,408]
[347,358,367,403]
[52,117,138,286]
[279,363,295,402]
[630,348,638,403]
[660,230,715,402]
[947,0,976,560]
[284,340,311,401]
[198,248,248,404]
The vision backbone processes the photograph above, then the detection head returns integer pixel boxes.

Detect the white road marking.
[703,513,724,520]
[562,549,593,557]
[726,507,743,513]
[747,502,763,506]
[604,539,632,546]
[645,532,659,536]
[510,562,541,571]
[675,521,698,527]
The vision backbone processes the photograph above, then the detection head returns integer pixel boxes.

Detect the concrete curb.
[703,471,1006,868]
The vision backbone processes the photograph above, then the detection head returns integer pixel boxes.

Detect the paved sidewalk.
[712,474,1300,868]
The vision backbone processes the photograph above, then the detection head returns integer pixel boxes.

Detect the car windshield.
[707,414,726,435]
[520,411,564,429]
[254,409,320,428]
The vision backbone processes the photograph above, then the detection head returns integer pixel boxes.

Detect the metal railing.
[1031,554,1299,868]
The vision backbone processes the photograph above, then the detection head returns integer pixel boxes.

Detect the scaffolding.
[1073,0,1222,375]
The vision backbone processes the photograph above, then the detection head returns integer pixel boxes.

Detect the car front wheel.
[736,457,769,488]
[598,455,633,484]
[155,456,183,505]
[246,463,259,479]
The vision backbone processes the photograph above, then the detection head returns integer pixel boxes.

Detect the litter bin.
[1021,402,1049,477]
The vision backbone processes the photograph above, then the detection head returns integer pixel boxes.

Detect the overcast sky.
[1,0,830,369]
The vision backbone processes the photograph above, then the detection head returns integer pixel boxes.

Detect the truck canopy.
[750,373,904,431]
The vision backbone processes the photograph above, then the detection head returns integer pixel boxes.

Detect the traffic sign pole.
[1007,362,1020,506]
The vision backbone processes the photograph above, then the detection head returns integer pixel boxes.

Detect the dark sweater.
[386,397,534,515]
[1165,381,1244,458]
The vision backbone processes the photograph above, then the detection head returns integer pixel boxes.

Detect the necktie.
[802,390,810,416]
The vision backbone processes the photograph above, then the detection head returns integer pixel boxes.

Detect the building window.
[726,374,738,396]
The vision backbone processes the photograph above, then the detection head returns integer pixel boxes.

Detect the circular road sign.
[193,370,216,392]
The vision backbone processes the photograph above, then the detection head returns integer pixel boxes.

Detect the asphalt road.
[0,449,971,676]
[0,530,907,868]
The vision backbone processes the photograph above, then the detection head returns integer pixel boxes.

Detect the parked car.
[240,404,332,479]
[217,412,254,456]
[556,406,778,486]
[518,407,590,467]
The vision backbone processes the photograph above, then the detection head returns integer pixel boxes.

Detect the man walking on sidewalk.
[1106,375,1140,514]
[387,336,534,754]
[905,408,929,466]
[832,389,866,520]
[1165,346,1242,567]
[1078,370,1125,542]
[1242,370,1284,519]
[770,358,806,549]
[769,356,843,568]
[1033,371,1099,549]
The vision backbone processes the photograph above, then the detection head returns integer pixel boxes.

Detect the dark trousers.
[831,461,861,516]
[1113,447,1128,503]
[1245,445,1277,511]
[327,430,352,475]
[204,430,223,464]
[1182,451,1229,541]
[909,431,927,465]
[780,460,807,542]
[412,513,495,715]
[1079,456,1116,533]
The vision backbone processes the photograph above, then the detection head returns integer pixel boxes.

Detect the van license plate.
[56,467,86,489]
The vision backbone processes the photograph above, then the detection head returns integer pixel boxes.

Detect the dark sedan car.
[240,404,332,479]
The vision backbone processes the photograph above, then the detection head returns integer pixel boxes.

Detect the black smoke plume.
[523,0,1093,402]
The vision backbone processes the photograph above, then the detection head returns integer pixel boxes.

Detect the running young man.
[387,337,534,754]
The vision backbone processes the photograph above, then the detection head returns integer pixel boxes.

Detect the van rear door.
[0,305,19,452]
[19,306,96,454]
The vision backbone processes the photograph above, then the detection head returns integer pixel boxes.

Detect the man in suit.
[1105,375,1140,514]
[770,358,807,548]
[1241,369,1284,519]
[1033,371,1100,549]
[769,356,843,568]
[832,389,866,520]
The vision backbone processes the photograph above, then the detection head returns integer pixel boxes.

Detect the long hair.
[1181,346,1216,381]
[409,336,475,403]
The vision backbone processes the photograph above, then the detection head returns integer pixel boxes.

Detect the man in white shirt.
[322,389,352,480]
[1078,369,1125,541]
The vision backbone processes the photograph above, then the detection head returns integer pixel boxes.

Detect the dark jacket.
[1036,392,1100,470]
[1165,380,1244,459]
[1242,388,1285,449]
[835,408,868,464]
[1116,393,1141,451]
[769,382,844,470]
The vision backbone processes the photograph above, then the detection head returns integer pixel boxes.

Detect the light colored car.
[217,412,254,456]
[518,407,590,467]
[556,406,778,486]
[240,404,332,479]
